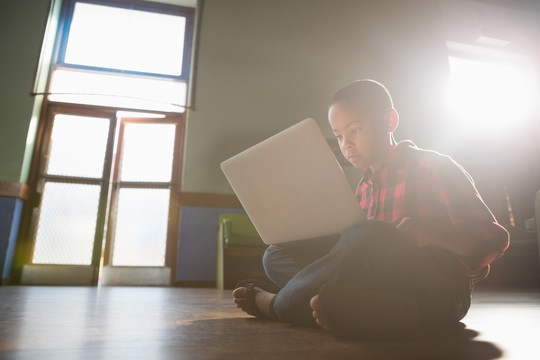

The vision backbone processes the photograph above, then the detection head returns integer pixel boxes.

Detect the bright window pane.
[49,69,187,113]
[112,188,170,266]
[33,182,101,265]
[120,123,176,182]
[66,2,186,76]
[447,56,537,130]
[47,115,110,178]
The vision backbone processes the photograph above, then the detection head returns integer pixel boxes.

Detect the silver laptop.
[220,118,364,245]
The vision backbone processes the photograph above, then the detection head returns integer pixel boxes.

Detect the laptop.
[220,118,364,245]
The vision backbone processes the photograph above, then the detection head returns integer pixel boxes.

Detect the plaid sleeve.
[427,154,510,277]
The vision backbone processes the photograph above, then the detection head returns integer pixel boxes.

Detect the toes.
[311,295,330,330]
[232,289,253,314]
[312,310,322,324]
[233,297,245,305]
[234,297,249,310]
[310,295,320,311]
[232,287,247,299]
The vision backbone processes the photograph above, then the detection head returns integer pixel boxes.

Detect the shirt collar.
[361,140,417,182]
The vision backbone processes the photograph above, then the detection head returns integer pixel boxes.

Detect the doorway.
[21,104,183,285]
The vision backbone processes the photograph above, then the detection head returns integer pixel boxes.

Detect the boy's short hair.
[330,79,394,116]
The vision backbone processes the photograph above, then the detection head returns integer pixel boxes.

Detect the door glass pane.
[112,188,170,266]
[33,182,101,265]
[47,115,110,178]
[119,123,176,182]
[66,2,186,76]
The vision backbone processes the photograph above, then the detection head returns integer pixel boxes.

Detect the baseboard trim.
[0,182,29,200]
[100,266,171,286]
[21,264,96,285]
[173,280,216,288]
[178,192,241,208]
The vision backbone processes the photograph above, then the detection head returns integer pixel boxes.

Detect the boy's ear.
[387,109,399,133]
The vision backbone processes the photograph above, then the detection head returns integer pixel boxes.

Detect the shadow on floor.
[174,317,503,360]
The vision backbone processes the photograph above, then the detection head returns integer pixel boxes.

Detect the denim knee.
[272,288,317,327]
[262,245,279,275]
[262,245,292,287]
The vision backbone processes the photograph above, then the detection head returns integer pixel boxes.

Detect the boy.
[233,79,509,337]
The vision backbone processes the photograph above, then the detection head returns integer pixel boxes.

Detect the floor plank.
[0,286,539,359]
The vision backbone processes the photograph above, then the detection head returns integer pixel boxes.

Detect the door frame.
[101,116,184,285]
[15,101,185,285]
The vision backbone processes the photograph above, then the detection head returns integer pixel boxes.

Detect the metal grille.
[32,182,101,265]
[47,114,109,178]
[111,188,170,267]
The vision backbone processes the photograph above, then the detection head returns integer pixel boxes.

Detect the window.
[49,0,194,112]
[63,2,187,76]
[446,50,537,131]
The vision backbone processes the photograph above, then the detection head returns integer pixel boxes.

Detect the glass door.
[22,107,183,286]
[100,118,181,285]
[22,106,115,285]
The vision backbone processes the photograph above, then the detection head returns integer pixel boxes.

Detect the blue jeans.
[263,220,471,326]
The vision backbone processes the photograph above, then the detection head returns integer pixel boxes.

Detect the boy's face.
[328,101,390,170]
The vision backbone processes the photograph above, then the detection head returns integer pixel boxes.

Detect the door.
[22,106,115,284]
[100,118,181,285]
[22,105,182,285]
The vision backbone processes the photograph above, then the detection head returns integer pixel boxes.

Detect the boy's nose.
[342,136,353,147]
[341,142,353,152]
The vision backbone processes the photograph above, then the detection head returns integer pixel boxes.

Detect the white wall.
[182,0,451,194]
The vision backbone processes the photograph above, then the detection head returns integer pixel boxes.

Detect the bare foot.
[233,286,277,319]
[310,295,331,330]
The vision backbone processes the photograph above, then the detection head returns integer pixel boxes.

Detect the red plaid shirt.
[356,141,509,281]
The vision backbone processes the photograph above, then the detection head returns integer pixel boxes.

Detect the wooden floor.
[0,286,539,360]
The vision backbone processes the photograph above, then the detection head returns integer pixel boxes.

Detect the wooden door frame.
[14,100,186,285]
[102,116,184,273]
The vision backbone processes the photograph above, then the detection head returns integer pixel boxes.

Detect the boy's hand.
[392,217,426,248]
[392,217,483,258]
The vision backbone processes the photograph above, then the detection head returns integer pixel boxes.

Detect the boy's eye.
[351,128,362,134]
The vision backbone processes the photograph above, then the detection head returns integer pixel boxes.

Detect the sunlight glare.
[66,2,186,76]
[446,56,537,131]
